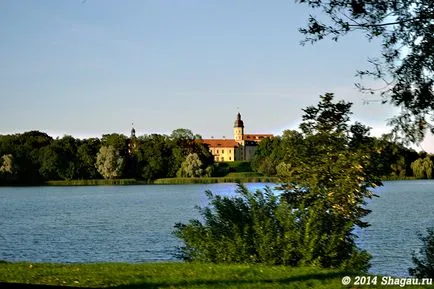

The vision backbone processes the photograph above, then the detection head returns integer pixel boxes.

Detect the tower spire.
[233,112,244,142]
[130,122,136,138]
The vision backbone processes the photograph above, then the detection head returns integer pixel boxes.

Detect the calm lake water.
[0,181,433,277]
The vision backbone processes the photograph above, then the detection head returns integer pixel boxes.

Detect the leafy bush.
[174,184,370,271]
[409,228,434,278]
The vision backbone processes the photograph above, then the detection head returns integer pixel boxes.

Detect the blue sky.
[1,0,433,152]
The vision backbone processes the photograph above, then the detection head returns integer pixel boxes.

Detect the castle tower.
[233,112,244,142]
[128,123,137,154]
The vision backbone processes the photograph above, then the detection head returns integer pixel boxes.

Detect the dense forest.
[0,112,433,185]
[251,127,433,180]
[0,128,214,184]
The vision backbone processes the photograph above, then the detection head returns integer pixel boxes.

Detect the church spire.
[233,112,244,142]
[234,112,244,128]
[130,122,136,138]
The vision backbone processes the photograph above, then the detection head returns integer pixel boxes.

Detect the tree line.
[1,101,433,184]
[0,128,214,184]
[251,116,434,180]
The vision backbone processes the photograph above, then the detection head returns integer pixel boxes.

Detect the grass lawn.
[0,262,430,289]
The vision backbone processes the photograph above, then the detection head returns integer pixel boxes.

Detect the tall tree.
[168,129,212,177]
[297,0,434,143]
[39,136,79,180]
[95,145,124,179]
[411,155,433,179]
[177,153,204,178]
[135,134,171,181]
[278,93,379,268]
[0,131,53,183]
[0,154,18,181]
[77,138,101,179]
[300,93,353,135]
[101,134,128,156]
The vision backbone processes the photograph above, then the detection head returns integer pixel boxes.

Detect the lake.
[0,181,433,277]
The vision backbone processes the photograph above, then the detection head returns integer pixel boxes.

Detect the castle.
[201,113,273,162]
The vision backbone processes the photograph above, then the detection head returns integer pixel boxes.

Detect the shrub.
[174,184,370,271]
[409,228,434,278]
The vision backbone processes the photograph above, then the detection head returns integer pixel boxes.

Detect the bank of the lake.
[39,175,423,186]
[153,176,278,184]
[1,262,427,289]
[43,176,279,186]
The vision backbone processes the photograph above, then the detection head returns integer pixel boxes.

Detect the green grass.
[45,179,147,186]
[0,261,416,289]
[35,175,278,186]
[225,172,263,178]
[153,176,278,184]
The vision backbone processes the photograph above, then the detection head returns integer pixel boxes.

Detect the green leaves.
[297,0,434,143]
[95,145,125,179]
[300,93,352,135]
[411,155,433,179]
[177,153,204,178]
[409,228,434,278]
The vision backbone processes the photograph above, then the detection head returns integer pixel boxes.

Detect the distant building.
[201,113,273,162]
[128,124,138,154]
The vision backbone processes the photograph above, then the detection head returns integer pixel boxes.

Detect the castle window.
[222,149,224,153]
[229,157,231,161]
[217,149,219,153]
[221,157,224,161]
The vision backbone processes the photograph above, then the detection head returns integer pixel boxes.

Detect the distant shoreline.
[0,176,427,187]
[0,177,279,186]
[44,177,278,186]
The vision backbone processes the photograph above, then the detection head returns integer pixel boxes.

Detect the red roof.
[243,134,273,141]
[201,139,239,148]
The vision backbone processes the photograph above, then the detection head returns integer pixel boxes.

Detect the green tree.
[177,153,204,177]
[299,93,353,135]
[168,129,213,177]
[39,136,79,180]
[95,145,124,179]
[77,138,101,179]
[170,128,195,140]
[0,154,18,181]
[135,134,171,181]
[297,0,434,143]
[101,134,128,156]
[251,135,291,176]
[3,131,53,183]
[277,93,379,269]
[411,155,433,179]
[409,228,434,278]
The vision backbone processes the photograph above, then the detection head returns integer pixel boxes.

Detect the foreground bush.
[174,184,371,271]
[409,228,434,278]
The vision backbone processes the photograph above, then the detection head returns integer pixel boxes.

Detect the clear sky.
[1,0,433,152]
